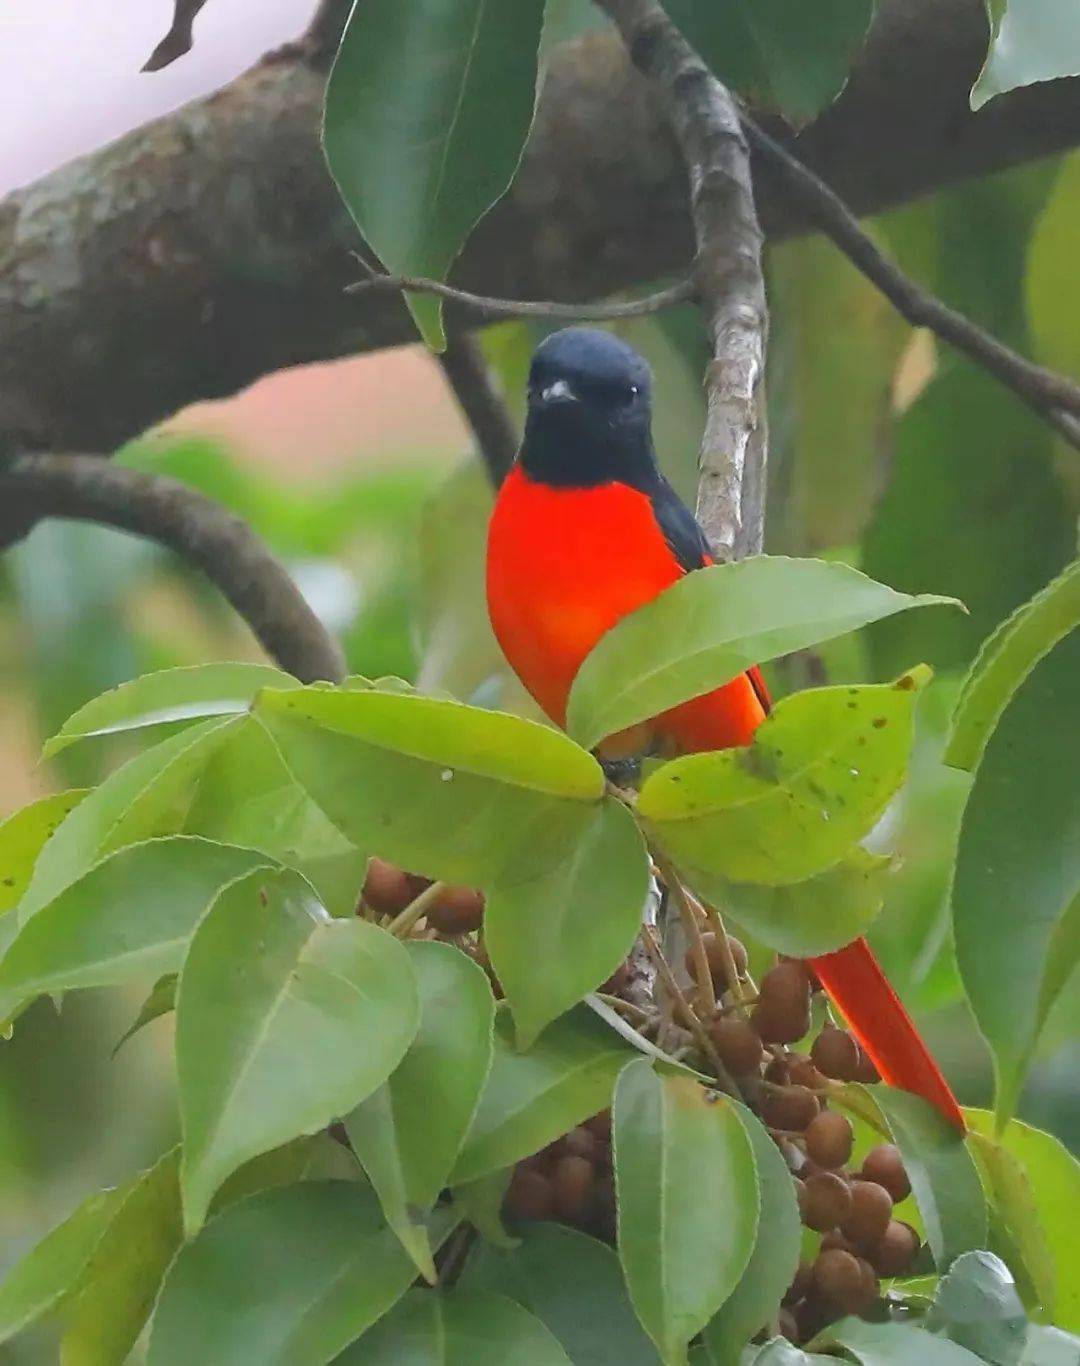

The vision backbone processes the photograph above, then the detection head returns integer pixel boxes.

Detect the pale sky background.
[1,0,467,472]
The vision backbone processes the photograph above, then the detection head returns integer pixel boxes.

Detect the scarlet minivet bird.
[487,327,963,1130]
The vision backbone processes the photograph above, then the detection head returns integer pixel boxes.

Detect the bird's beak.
[539,378,577,406]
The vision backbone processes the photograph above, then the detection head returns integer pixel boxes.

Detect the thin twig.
[0,454,345,683]
[700,899,749,1011]
[346,263,695,323]
[640,924,739,1099]
[595,0,769,560]
[387,880,447,938]
[651,846,715,1015]
[437,334,520,486]
[741,114,1080,450]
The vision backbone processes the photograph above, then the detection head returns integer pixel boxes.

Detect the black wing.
[649,476,712,573]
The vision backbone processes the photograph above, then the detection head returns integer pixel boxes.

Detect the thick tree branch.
[597,0,768,561]
[0,455,346,684]
[437,336,519,488]
[3,0,1080,459]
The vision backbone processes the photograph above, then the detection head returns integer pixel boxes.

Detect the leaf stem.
[387,880,446,938]
[640,924,739,1100]
[651,846,716,1015]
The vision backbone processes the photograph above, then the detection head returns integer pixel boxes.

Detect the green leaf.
[43,663,297,757]
[324,0,546,348]
[947,559,1080,771]
[0,1187,126,1345]
[0,790,88,917]
[462,1222,660,1364]
[703,849,891,960]
[182,714,366,918]
[965,1109,1080,1331]
[60,1148,183,1366]
[613,1060,758,1365]
[745,1343,837,1366]
[862,363,1073,681]
[701,1105,802,1366]
[660,0,873,125]
[148,1182,449,1365]
[19,718,239,921]
[639,673,926,888]
[111,974,178,1057]
[813,1316,986,1364]
[926,1250,1028,1366]
[952,631,1080,1121]
[416,461,533,709]
[452,1004,635,1185]
[486,799,650,1048]
[345,940,495,1281]
[972,0,1080,109]
[1022,1326,1080,1365]
[452,1169,518,1250]
[0,838,273,1025]
[337,1288,572,1364]
[1027,153,1080,384]
[566,557,955,751]
[834,1085,987,1269]
[177,868,420,1233]
[255,686,601,888]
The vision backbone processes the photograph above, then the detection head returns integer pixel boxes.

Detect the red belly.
[486,467,765,754]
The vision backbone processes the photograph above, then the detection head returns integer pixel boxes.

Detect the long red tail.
[810,936,965,1132]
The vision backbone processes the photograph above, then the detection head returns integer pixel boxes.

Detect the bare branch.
[5,2,1080,457]
[597,0,768,561]
[437,335,520,487]
[0,455,346,684]
[742,115,1080,451]
[143,0,211,73]
[347,267,695,323]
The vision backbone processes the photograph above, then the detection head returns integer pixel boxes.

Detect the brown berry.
[761,961,813,1012]
[788,1057,826,1091]
[855,1047,881,1084]
[784,1262,813,1306]
[708,1016,764,1075]
[856,1257,880,1308]
[763,1084,821,1132]
[586,1110,613,1141]
[552,1155,595,1223]
[821,1229,856,1254]
[752,1002,811,1045]
[841,1180,893,1245]
[800,1172,853,1232]
[599,960,632,995]
[563,1126,598,1161]
[868,1220,920,1277]
[805,1111,854,1169]
[764,1053,791,1084]
[361,857,414,914]
[425,885,485,935]
[589,1173,617,1241]
[811,1026,860,1081]
[860,1144,911,1202]
[505,1166,554,1221]
[812,1249,866,1312]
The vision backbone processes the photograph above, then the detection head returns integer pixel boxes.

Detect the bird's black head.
[519,327,658,488]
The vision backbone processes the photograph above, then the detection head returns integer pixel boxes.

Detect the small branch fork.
[351,44,1080,466]
[0,454,346,685]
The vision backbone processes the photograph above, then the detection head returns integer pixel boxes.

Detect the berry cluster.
[358,861,921,1347]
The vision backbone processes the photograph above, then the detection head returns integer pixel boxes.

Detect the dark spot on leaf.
[848,688,859,696]
[872,717,888,728]
[847,701,858,710]
[2,877,12,887]
[894,674,917,692]
[258,888,268,906]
